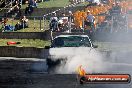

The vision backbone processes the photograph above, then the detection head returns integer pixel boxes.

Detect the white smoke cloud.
[49,47,107,74]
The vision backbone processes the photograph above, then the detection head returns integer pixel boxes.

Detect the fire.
[77,65,86,76]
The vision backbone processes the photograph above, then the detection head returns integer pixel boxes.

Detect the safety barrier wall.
[0,46,49,58]
[0,31,51,39]
[0,45,111,58]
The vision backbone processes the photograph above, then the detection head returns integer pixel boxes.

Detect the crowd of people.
[5,0,22,17]
[49,12,71,32]
[0,0,38,31]
[0,16,29,31]
[4,0,38,17]
[0,0,132,32]
[72,0,132,33]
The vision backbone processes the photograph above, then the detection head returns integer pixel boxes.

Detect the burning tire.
[80,76,87,84]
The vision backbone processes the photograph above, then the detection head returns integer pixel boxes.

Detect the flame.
[77,65,86,76]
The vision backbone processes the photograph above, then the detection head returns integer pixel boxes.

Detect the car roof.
[55,35,89,38]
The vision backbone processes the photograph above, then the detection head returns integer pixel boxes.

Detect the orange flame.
[77,65,86,76]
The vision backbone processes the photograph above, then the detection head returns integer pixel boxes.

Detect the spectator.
[101,0,110,4]
[29,0,34,6]
[68,11,75,31]
[15,22,21,30]
[59,13,68,24]
[25,5,29,15]
[0,18,8,31]
[1,18,8,26]
[85,10,95,32]
[33,0,37,8]
[16,8,22,17]
[6,3,21,17]
[7,7,13,16]
[68,11,74,22]
[111,2,122,15]
[4,24,15,31]
[14,5,20,14]
[49,12,59,32]
[12,0,20,7]
[25,4,34,15]
[20,16,29,28]
[86,0,93,4]
[58,13,68,31]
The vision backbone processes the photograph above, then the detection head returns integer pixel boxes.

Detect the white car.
[46,35,98,73]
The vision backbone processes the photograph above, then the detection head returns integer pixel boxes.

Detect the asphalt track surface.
[0,57,132,88]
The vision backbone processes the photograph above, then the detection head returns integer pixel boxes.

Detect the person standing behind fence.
[85,10,95,32]
[50,12,59,32]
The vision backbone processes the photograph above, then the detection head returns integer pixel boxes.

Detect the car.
[46,34,98,73]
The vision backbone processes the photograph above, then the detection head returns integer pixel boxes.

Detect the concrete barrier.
[0,31,51,40]
[0,46,49,58]
[0,30,89,40]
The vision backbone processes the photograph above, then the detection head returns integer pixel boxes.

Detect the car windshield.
[52,36,91,47]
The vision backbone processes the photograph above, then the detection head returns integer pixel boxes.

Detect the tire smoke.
[49,47,106,74]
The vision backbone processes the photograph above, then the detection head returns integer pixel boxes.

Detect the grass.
[0,18,50,32]
[0,39,51,48]
[21,0,70,9]
[0,38,132,51]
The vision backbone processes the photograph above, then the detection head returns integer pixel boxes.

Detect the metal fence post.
[12,18,14,31]
[82,17,85,33]
[43,16,44,30]
[34,17,36,30]
[64,7,66,14]
[23,20,24,29]
[69,16,72,33]
[43,16,46,30]
[110,16,113,33]
[40,17,42,30]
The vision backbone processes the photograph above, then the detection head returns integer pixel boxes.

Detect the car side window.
[52,37,64,47]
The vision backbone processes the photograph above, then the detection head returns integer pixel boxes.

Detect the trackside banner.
[83,74,131,83]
